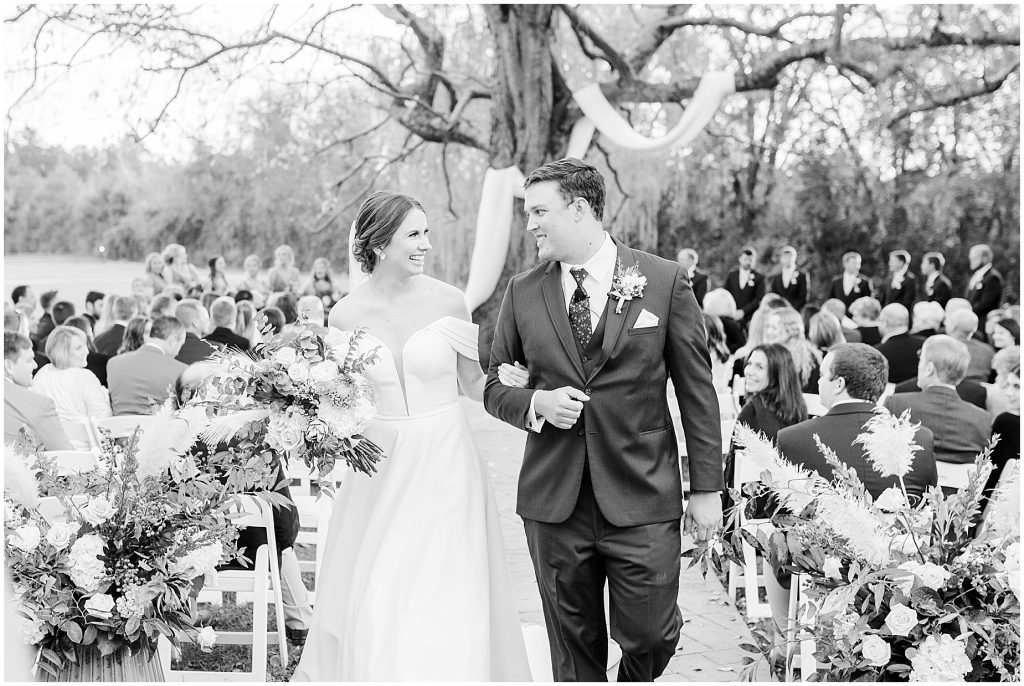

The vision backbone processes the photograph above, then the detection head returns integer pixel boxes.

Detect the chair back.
[93,415,157,441]
[61,417,99,452]
[37,495,89,524]
[44,450,97,476]
[936,461,975,490]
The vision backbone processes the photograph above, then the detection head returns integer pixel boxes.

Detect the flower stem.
[897,475,927,562]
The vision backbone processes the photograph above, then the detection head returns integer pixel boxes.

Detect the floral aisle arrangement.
[3,429,250,678]
[188,322,384,492]
[715,409,1020,682]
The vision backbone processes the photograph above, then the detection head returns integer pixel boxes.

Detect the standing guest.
[33,290,59,349]
[828,251,874,314]
[162,244,203,291]
[821,298,863,343]
[724,246,766,324]
[966,244,1004,319]
[946,309,995,383]
[881,249,917,310]
[910,301,945,338]
[703,288,745,353]
[174,299,216,364]
[676,248,709,306]
[235,300,259,346]
[117,317,149,355]
[236,254,269,308]
[702,313,732,393]
[991,318,1020,351]
[920,252,952,307]
[885,335,991,470]
[82,291,105,327]
[762,307,821,392]
[107,316,187,415]
[301,257,340,309]
[808,311,846,356]
[206,256,232,295]
[11,285,37,331]
[31,326,112,425]
[3,333,73,449]
[767,245,809,311]
[260,307,286,335]
[148,294,176,319]
[875,304,925,384]
[849,296,882,346]
[93,296,139,356]
[204,297,250,352]
[142,252,169,295]
[267,244,302,294]
[63,316,110,388]
[297,295,326,328]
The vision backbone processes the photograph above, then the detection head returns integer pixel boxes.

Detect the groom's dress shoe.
[285,627,308,646]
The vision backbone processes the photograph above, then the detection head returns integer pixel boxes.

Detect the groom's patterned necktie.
[569,266,592,348]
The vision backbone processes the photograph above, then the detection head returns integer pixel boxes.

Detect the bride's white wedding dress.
[292,316,532,681]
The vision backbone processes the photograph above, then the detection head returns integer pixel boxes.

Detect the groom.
[484,158,723,681]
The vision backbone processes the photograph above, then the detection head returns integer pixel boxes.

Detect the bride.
[292,191,533,681]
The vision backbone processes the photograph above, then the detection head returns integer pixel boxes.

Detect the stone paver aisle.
[466,399,770,682]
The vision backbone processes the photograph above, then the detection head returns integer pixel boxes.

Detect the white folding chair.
[290,490,335,605]
[726,446,774,619]
[60,417,99,453]
[165,494,288,681]
[93,414,157,442]
[802,393,827,417]
[43,450,97,476]
[785,574,817,681]
[936,461,976,490]
[37,495,89,523]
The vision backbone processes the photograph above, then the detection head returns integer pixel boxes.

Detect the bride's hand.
[498,362,530,388]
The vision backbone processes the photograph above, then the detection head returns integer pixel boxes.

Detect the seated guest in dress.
[63,315,110,388]
[204,297,250,352]
[702,313,733,393]
[875,304,925,384]
[301,257,341,310]
[848,296,881,345]
[947,309,994,382]
[910,301,944,338]
[884,335,992,470]
[987,346,1020,416]
[31,326,112,430]
[3,333,72,449]
[763,307,821,393]
[235,300,259,348]
[808,311,846,358]
[976,362,1019,535]
[920,252,952,308]
[174,299,216,364]
[703,289,745,353]
[94,295,140,356]
[117,316,149,355]
[822,298,862,343]
[991,318,1020,352]
[107,316,187,415]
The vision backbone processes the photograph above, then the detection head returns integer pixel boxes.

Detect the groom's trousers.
[524,466,682,682]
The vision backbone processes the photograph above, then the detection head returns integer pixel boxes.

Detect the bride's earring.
[378,250,386,262]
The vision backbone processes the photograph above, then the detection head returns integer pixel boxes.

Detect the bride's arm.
[457,354,487,403]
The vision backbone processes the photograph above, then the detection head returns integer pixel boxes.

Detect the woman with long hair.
[235,300,259,346]
[702,288,746,353]
[62,315,110,387]
[31,327,112,443]
[206,255,231,295]
[117,316,150,355]
[141,252,168,296]
[702,313,732,393]
[301,257,341,309]
[763,307,822,392]
[267,244,301,294]
[808,311,847,356]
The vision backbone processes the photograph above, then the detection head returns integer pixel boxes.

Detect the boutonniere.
[608,259,646,314]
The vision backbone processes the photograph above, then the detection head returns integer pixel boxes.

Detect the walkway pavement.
[466,399,771,682]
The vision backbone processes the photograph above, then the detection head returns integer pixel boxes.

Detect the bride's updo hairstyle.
[352,191,425,274]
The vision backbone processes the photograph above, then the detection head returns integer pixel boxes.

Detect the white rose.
[309,361,339,384]
[884,603,918,637]
[81,496,116,526]
[85,593,115,617]
[900,561,951,591]
[45,523,75,550]
[874,486,907,513]
[197,626,217,651]
[287,362,310,383]
[859,634,892,667]
[823,557,843,581]
[324,328,352,348]
[8,524,41,552]
[274,347,298,365]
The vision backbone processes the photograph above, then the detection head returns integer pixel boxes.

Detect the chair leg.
[252,547,270,682]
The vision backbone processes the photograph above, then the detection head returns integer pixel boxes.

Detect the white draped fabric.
[463,166,526,311]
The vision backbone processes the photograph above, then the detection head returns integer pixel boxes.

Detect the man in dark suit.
[881,250,917,310]
[946,309,995,383]
[3,332,73,449]
[174,299,216,364]
[82,291,105,327]
[920,252,952,308]
[485,158,722,682]
[724,246,766,324]
[32,290,59,351]
[93,295,139,356]
[204,297,250,352]
[884,335,992,466]
[107,316,187,415]
[779,343,937,501]
[827,251,875,314]
[676,248,709,307]
[875,304,925,384]
[822,298,862,343]
[767,245,809,311]
[910,301,944,338]
[966,244,1004,319]
[893,375,987,409]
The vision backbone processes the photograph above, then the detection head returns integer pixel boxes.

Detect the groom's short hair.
[524,158,605,222]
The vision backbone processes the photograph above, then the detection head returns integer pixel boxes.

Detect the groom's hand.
[534,387,590,429]
[683,492,723,543]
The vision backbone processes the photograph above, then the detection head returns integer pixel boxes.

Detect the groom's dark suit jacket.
[484,239,723,527]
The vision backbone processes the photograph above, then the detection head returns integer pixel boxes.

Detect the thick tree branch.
[626,5,690,74]
[654,10,834,41]
[887,62,1021,128]
[558,5,634,81]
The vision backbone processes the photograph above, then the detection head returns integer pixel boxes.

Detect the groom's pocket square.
[632,309,660,329]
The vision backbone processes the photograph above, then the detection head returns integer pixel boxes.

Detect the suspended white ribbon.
[463,166,526,311]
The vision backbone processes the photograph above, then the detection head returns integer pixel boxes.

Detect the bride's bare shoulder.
[328,285,373,329]
[417,276,469,321]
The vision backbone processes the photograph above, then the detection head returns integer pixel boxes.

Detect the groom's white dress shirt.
[781,267,796,289]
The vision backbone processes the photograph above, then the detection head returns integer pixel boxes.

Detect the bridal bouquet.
[718,410,1020,682]
[4,431,245,678]
[189,321,384,493]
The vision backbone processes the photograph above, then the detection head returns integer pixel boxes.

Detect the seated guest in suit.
[93,295,139,356]
[204,297,250,352]
[828,251,874,314]
[31,326,112,427]
[763,308,821,393]
[107,316,187,415]
[966,244,1004,320]
[991,318,1020,351]
[724,246,766,324]
[703,288,746,353]
[174,299,216,364]
[884,335,992,468]
[63,315,110,388]
[875,304,925,384]
[767,245,809,311]
[3,333,73,449]
[32,290,59,351]
[36,300,75,353]
[822,298,862,343]
[881,250,917,310]
[911,301,944,338]
[676,248,709,307]
[946,309,995,383]
[82,291,105,327]
[808,311,846,357]
[920,252,952,308]
[117,316,149,355]
[848,296,881,345]
[148,294,176,319]
[893,375,987,410]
